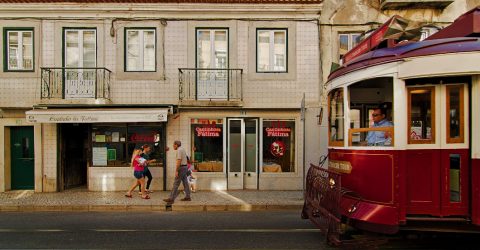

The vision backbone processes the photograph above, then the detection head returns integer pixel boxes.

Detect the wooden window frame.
[446,84,464,144]
[328,88,344,147]
[348,127,394,147]
[407,86,436,144]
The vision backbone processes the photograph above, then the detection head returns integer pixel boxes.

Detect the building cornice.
[0,3,322,19]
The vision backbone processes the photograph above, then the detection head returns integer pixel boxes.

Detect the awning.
[26,108,169,123]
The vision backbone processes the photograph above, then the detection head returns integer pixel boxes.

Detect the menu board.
[92,147,108,166]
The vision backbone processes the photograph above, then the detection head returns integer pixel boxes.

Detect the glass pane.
[144,30,155,71]
[409,88,433,141]
[83,31,96,67]
[449,154,461,202]
[448,86,461,139]
[273,31,286,71]
[329,88,344,142]
[257,31,270,71]
[339,34,349,56]
[214,30,227,69]
[245,120,257,173]
[8,32,19,69]
[191,119,223,172]
[350,109,361,143]
[66,31,79,67]
[229,120,242,173]
[197,30,211,68]
[262,120,295,172]
[352,34,360,47]
[127,30,139,71]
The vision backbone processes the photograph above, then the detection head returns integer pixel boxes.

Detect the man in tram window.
[365,106,393,146]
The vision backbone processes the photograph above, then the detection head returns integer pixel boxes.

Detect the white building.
[0,0,323,192]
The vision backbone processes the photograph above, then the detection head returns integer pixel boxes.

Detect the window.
[328,88,344,146]
[257,29,287,72]
[125,28,156,71]
[197,29,228,69]
[4,28,34,71]
[262,120,295,172]
[348,77,394,147]
[446,85,464,143]
[91,124,165,167]
[191,119,224,172]
[408,87,435,144]
[339,33,360,63]
[420,26,440,41]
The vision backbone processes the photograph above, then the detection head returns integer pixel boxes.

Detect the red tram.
[303,7,480,243]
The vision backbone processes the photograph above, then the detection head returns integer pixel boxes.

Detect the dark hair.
[174,140,182,146]
[141,144,151,150]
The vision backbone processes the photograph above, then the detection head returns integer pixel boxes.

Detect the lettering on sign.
[328,160,352,174]
[265,127,291,137]
[130,132,156,142]
[196,127,221,137]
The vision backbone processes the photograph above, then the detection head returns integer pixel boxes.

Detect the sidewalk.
[0,189,304,212]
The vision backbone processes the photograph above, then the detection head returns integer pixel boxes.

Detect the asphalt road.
[0,211,331,249]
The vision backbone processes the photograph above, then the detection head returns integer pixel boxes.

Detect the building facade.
[0,0,323,192]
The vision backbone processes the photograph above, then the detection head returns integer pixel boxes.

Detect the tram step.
[406,216,470,222]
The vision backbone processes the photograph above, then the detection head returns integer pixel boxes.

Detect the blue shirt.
[366,119,394,146]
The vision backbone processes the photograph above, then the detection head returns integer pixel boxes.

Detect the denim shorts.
[134,171,144,179]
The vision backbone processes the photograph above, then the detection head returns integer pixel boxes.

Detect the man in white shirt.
[163,140,191,203]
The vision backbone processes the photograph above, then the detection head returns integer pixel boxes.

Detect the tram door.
[406,83,469,217]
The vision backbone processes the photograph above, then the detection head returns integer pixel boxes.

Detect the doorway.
[227,118,259,190]
[10,126,34,190]
[60,124,88,190]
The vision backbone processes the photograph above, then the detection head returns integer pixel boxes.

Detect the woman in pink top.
[125,149,150,199]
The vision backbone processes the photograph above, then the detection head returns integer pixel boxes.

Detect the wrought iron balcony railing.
[41,67,112,100]
[178,68,243,102]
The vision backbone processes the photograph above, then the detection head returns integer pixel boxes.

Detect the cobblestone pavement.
[0,189,304,212]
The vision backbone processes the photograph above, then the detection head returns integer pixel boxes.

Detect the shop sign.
[265,127,291,137]
[130,132,156,142]
[196,127,221,137]
[26,109,168,123]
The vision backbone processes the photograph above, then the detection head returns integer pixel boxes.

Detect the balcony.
[178,68,243,107]
[380,0,453,10]
[40,67,112,104]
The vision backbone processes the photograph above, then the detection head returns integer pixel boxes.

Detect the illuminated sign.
[196,127,221,137]
[265,127,291,137]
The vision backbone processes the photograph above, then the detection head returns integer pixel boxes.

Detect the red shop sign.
[265,127,291,137]
[196,127,221,137]
[130,132,156,142]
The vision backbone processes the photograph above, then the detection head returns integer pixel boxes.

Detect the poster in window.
[107,149,117,161]
[95,135,106,142]
[92,147,107,166]
[112,132,120,142]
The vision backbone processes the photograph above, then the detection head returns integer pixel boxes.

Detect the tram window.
[328,88,344,146]
[408,87,435,144]
[347,78,394,147]
[449,154,461,202]
[446,85,464,143]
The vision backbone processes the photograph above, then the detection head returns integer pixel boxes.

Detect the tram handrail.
[348,127,394,146]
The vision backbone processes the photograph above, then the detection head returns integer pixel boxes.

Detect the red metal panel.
[329,149,397,204]
[426,7,480,40]
[405,149,441,215]
[472,159,480,225]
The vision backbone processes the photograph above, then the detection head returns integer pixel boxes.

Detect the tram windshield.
[328,77,394,147]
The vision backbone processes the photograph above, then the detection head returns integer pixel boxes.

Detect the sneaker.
[163,198,174,203]
[180,197,191,201]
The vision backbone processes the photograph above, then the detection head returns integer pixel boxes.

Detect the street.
[1,211,479,249]
[0,211,330,249]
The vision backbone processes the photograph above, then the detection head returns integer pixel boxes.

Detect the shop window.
[4,28,34,71]
[125,28,156,72]
[191,119,224,172]
[348,77,394,146]
[256,29,287,72]
[262,120,295,173]
[408,86,435,144]
[446,85,464,144]
[328,88,344,146]
[91,124,164,167]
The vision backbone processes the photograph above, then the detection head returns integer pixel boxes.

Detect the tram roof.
[328,6,480,82]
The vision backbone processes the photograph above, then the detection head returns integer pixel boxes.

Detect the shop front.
[181,111,302,191]
[26,107,170,191]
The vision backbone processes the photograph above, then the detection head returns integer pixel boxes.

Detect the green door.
[11,127,34,189]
